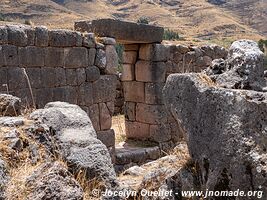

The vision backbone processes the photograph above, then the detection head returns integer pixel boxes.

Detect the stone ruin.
[0,18,266,199]
[1,19,227,162]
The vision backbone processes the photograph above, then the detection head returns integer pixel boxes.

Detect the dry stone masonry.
[76,19,228,150]
[0,24,117,154]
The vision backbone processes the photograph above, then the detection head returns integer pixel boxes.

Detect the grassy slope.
[0,0,265,46]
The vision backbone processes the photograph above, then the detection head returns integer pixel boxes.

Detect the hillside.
[0,0,266,46]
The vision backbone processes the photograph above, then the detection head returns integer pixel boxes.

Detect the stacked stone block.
[0,24,118,154]
[121,43,228,149]
[114,74,124,115]
[116,43,228,115]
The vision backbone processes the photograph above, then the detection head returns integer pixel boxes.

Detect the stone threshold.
[114,141,161,173]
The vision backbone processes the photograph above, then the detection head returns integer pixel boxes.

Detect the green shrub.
[258,39,267,53]
[115,44,124,73]
[163,29,180,40]
[137,17,149,24]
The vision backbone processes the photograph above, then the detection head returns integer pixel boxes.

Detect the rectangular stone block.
[7,67,27,91]
[88,48,96,66]
[34,88,53,108]
[52,87,67,102]
[7,25,27,46]
[135,61,166,83]
[150,124,172,143]
[0,67,7,88]
[105,45,118,75]
[25,68,42,89]
[0,26,8,45]
[2,45,18,66]
[97,129,115,148]
[92,75,117,104]
[125,120,150,140]
[99,103,112,130]
[123,51,137,64]
[86,66,100,82]
[24,27,35,46]
[49,30,82,47]
[55,67,66,87]
[78,82,93,106]
[66,69,78,86]
[124,44,139,51]
[80,19,164,44]
[123,81,145,103]
[88,104,100,131]
[0,47,4,67]
[41,67,56,88]
[125,102,136,121]
[136,103,167,125]
[76,68,86,85]
[106,101,115,115]
[121,64,134,81]
[19,46,45,67]
[65,86,78,104]
[64,47,88,68]
[139,44,169,61]
[145,83,164,104]
[35,26,49,47]
[45,47,64,67]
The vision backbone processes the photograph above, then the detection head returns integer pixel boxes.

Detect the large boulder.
[30,102,117,188]
[163,73,267,197]
[205,40,266,91]
[0,94,21,116]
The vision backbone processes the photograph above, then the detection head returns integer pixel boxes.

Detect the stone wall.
[0,24,118,153]
[114,44,228,116]
[121,43,228,149]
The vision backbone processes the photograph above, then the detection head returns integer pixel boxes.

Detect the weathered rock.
[206,40,266,91]
[26,162,83,200]
[64,47,88,68]
[99,37,116,45]
[29,102,117,187]
[35,26,49,47]
[105,45,118,75]
[123,81,145,103]
[135,61,166,83]
[139,44,169,61]
[0,117,24,126]
[164,73,267,197]
[86,66,100,82]
[6,25,27,46]
[30,101,95,135]
[95,49,106,70]
[66,138,117,186]
[2,45,19,66]
[0,26,8,45]
[0,94,21,116]
[49,29,82,47]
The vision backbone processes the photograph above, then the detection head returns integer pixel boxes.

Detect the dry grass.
[0,0,264,44]
[0,124,49,200]
[112,115,126,144]
[198,73,217,87]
